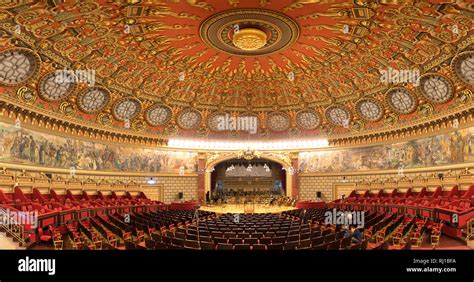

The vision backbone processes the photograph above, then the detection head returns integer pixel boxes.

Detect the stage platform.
[199,204,297,214]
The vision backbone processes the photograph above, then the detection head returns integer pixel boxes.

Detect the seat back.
[216,243,233,250]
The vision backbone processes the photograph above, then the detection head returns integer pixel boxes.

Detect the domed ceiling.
[0,0,472,142]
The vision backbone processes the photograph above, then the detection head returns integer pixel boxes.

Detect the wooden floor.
[199,204,296,214]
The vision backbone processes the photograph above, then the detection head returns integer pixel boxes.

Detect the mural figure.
[0,122,197,173]
[300,127,474,173]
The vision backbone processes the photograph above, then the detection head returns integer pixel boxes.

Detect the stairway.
[0,231,26,250]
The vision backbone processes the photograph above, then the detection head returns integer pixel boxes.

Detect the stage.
[199,204,297,214]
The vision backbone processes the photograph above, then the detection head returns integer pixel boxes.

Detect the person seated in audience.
[325,223,335,231]
[343,225,351,239]
[351,226,363,243]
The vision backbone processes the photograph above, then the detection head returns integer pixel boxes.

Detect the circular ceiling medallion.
[177,108,202,130]
[113,98,142,121]
[418,74,454,104]
[199,9,299,57]
[325,105,352,127]
[385,87,417,115]
[208,111,228,132]
[452,51,474,85]
[38,71,76,102]
[0,48,40,86]
[355,98,384,122]
[77,87,110,114]
[145,104,172,126]
[296,109,320,130]
[267,112,290,132]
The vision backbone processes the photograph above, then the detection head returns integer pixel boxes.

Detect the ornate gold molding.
[205,151,292,168]
[0,101,473,152]
[0,99,169,147]
[300,162,474,177]
[0,162,199,178]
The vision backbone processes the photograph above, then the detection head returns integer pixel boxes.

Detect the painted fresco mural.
[299,127,474,173]
[0,122,197,173]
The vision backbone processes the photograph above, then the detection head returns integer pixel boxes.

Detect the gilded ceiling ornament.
[17,85,36,104]
[176,108,202,130]
[77,87,110,114]
[228,129,239,139]
[325,104,352,127]
[383,113,399,126]
[59,101,76,116]
[138,5,201,20]
[206,111,224,132]
[457,89,472,104]
[0,48,40,87]
[232,28,267,51]
[38,70,77,102]
[168,34,196,42]
[304,23,353,33]
[228,0,239,7]
[432,17,471,43]
[197,126,209,137]
[288,126,301,137]
[355,98,384,122]
[112,97,142,122]
[385,87,418,115]
[267,112,290,132]
[417,103,434,118]
[0,1,471,141]
[351,120,364,132]
[164,124,179,136]
[258,128,268,138]
[451,51,474,85]
[131,119,146,131]
[145,104,172,126]
[199,9,299,57]
[297,8,353,20]
[418,73,454,104]
[97,113,113,126]
[237,148,261,160]
[0,10,13,21]
[185,0,214,11]
[14,9,65,39]
[283,0,352,12]
[146,23,194,32]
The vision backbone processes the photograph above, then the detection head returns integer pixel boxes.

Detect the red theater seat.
[38,228,52,242]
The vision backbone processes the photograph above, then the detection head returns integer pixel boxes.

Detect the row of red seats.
[0,187,158,215]
[344,185,474,213]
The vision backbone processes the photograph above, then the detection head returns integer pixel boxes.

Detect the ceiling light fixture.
[263,163,270,172]
[232,28,267,51]
[146,177,157,185]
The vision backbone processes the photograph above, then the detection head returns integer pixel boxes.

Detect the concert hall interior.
[0,0,473,255]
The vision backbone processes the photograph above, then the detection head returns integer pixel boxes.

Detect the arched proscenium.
[199,153,295,202]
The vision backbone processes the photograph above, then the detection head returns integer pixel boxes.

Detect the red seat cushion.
[40,235,52,241]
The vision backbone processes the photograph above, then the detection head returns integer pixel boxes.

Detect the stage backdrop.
[0,121,197,173]
[299,127,474,173]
